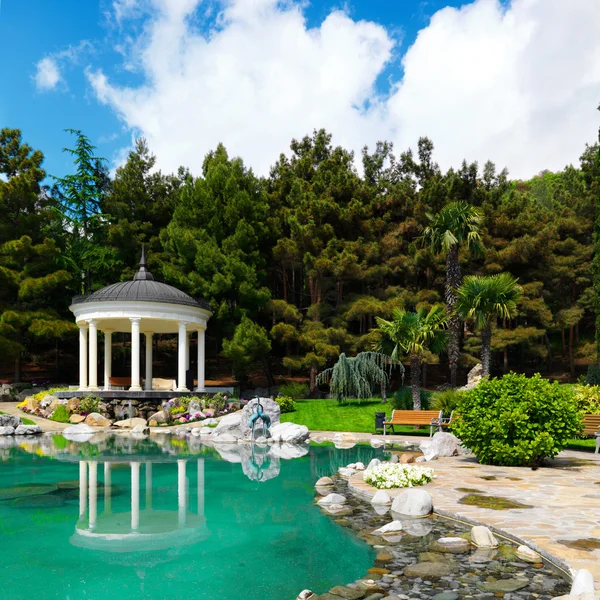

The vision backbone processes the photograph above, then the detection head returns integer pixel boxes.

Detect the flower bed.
[363,462,435,489]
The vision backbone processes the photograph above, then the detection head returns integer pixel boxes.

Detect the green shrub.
[50,405,70,423]
[573,385,600,413]
[275,395,295,413]
[586,365,600,386]
[79,395,99,414]
[392,387,431,410]
[208,392,227,413]
[430,389,464,414]
[452,373,582,467]
[279,382,309,400]
[171,405,187,416]
[33,387,70,403]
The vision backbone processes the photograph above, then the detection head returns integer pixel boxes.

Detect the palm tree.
[375,305,448,409]
[422,201,483,387]
[456,273,521,376]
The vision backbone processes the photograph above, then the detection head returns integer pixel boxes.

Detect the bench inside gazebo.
[56,249,213,401]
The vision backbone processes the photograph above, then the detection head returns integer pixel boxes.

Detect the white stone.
[132,423,149,435]
[199,427,213,436]
[434,537,471,552]
[315,476,334,487]
[213,412,243,434]
[14,424,42,435]
[516,545,542,563]
[371,490,392,505]
[471,526,499,548]
[191,427,202,437]
[240,397,281,437]
[354,462,365,470]
[203,417,218,426]
[391,488,433,518]
[114,417,147,429]
[269,422,310,443]
[0,426,15,436]
[297,590,315,600]
[373,520,403,535]
[420,431,462,461]
[366,458,381,471]
[570,570,596,597]
[317,493,347,506]
[338,467,357,478]
[62,423,96,437]
[0,414,21,428]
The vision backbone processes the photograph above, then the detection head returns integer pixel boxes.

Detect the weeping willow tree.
[316,351,404,404]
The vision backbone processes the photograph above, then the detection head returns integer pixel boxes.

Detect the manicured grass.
[280,399,430,436]
[0,410,35,425]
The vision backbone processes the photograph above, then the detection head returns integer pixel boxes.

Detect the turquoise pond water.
[0,435,383,600]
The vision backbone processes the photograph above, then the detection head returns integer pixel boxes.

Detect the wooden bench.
[383,410,443,438]
[109,376,132,389]
[582,414,600,454]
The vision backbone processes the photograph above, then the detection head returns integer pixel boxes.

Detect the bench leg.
[383,423,386,437]
[596,436,599,455]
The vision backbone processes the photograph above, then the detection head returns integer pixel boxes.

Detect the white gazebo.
[68,249,212,396]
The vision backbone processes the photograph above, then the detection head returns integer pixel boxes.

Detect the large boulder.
[187,399,204,415]
[269,422,309,443]
[14,424,42,435]
[69,414,85,424]
[420,432,462,461]
[391,488,433,518]
[212,412,244,440]
[39,394,58,409]
[471,525,498,548]
[458,363,483,391]
[114,417,148,429]
[0,414,21,429]
[0,426,15,436]
[148,409,170,425]
[84,413,111,427]
[240,398,281,438]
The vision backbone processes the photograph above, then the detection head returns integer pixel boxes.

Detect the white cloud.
[34,57,63,91]
[89,0,600,179]
[34,41,93,93]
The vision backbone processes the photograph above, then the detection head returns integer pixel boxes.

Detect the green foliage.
[274,395,295,413]
[32,387,70,402]
[221,316,271,382]
[452,373,582,466]
[586,365,600,385]
[208,392,227,413]
[49,405,70,423]
[391,386,431,410]
[278,381,309,400]
[429,389,464,414]
[79,395,99,415]
[573,384,600,413]
[171,405,187,416]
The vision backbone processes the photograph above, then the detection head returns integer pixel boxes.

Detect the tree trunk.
[481,326,492,377]
[411,356,421,410]
[282,267,288,303]
[544,333,553,373]
[261,357,276,389]
[569,325,575,379]
[14,354,21,384]
[310,362,317,394]
[422,362,428,388]
[561,328,566,356]
[503,347,508,373]
[381,381,387,404]
[445,245,461,387]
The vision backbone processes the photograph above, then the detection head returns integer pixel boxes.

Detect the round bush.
[274,395,295,414]
[452,373,582,467]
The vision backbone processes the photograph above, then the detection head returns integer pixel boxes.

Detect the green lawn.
[280,400,600,452]
[0,410,35,425]
[280,399,431,436]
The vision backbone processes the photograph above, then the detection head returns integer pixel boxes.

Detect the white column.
[130,318,142,391]
[177,322,189,391]
[144,333,153,391]
[186,331,190,370]
[197,459,204,517]
[145,462,153,509]
[131,462,141,531]
[177,459,187,527]
[103,331,112,391]
[87,320,99,391]
[104,462,112,514]
[89,461,98,530]
[78,324,88,391]
[197,327,206,391]
[79,460,88,518]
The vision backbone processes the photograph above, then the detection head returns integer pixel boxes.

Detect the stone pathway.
[348,450,600,592]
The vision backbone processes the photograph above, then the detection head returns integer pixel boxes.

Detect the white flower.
[363,462,435,489]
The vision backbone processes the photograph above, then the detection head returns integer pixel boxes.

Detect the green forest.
[1,125,599,391]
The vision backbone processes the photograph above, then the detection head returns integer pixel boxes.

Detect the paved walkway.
[348,450,600,591]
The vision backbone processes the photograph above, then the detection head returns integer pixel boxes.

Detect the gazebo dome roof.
[71,248,211,312]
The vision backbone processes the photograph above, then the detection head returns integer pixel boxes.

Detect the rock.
[338,467,357,478]
[148,410,170,425]
[317,493,347,506]
[203,417,218,425]
[431,593,459,600]
[403,562,457,578]
[268,421,309,443]
[0,426,15,435]
[254,436,268,444]
[268,443,308,459]
[69,414,85,424]
[371,490,392,505]
[389,454,399,464]
[471,525,499,548]
[458,363,483,391]
[0,414,21,428]
[316,476,334,487]
[188,399,203,414]
[430,537,471,554]
[148,419,158,427]
[516,545,542,563]
[402,517,434,537]
[323,504,354,516]
[552,594,598,600]
[420,432,462,461]
[114,417,147,429]
[14,425,42,435]
[373,521,403,535]
[391,489,433,518]
[213,412,243,437]
[63,423,97,435]
[366,458,382,471]
[84,413,111,427]
[191,428,202,436]
[17,389,36,402]
[297,590,316,600]
[212,432,239,444]
[479,579,529,593]
[370,438,384,448]
[132,424,149,435]
[200,427,213,436]
[355,462,366,470]
[415,456,427,462]
[327,586,365,599]
[400,453,415,464]
[570,570,596,596]
[239,397,281,437]
[67,398,80,411]
[39,394,58,409]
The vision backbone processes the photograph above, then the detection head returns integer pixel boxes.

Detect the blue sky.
[1,0,598,181]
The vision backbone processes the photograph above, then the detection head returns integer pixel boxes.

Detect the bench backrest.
[152,378,177,391]
[109,376,131,386]
[582,414,600,435]
[388,410,442,424]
